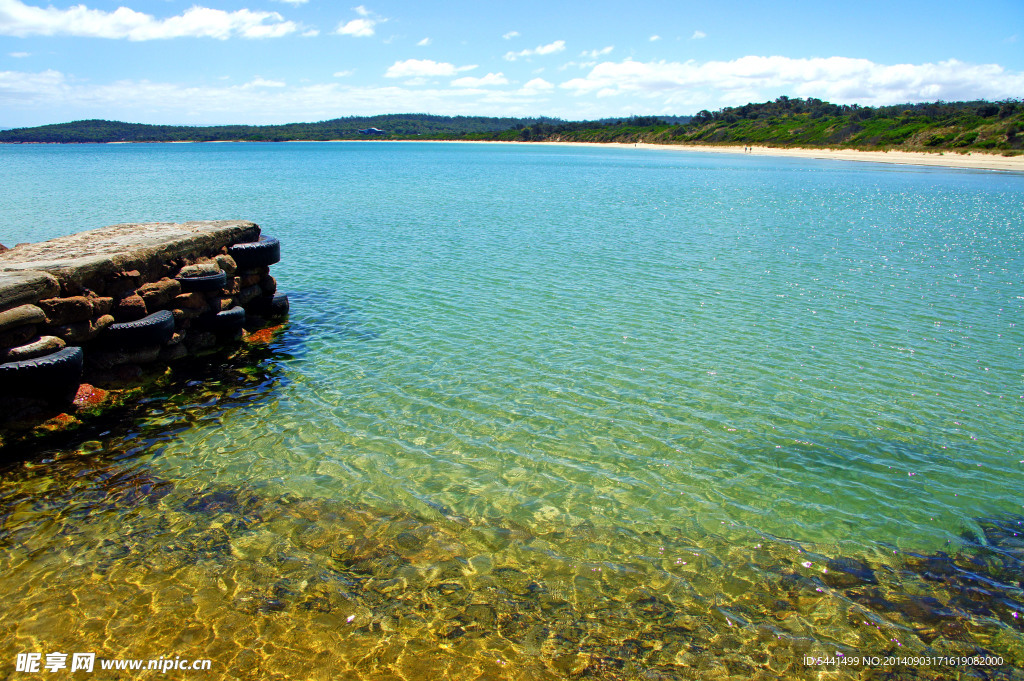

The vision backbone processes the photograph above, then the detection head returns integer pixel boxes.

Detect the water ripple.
[2,144,1023,677]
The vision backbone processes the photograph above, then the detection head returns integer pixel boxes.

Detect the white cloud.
[0,0,299,40]
[0,68,65,103]
[502,30,519,40]
[416,37,430,46]
[336,18,374,37]
[335,6,386,37]
[649,35,660,42]
[243,78,286,88]
[384,59,476,79]
[0,69,562,125]
[520,77,553,94]
[9,51,29,57]
[691,30,706,40]
[273,0,307,5]
[581,46,613,59]
[4,56,1022,128]
[559,56,1024,110]
[505,39,565,61]
[333,70,353,77]
[451,72,508,88]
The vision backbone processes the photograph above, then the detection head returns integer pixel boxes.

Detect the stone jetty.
[0,220,288,427]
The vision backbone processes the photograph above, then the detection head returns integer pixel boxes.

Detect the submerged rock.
[822,556,877,588]
[183,488,258,516]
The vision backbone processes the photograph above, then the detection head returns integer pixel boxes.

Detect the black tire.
[228,236,281,268]
[0,346,83,398]
[197,305,246,332]
[176,270,227,293]
[102,309,175,349]
[249,292,289,318]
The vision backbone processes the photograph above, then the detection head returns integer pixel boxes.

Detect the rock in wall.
[0,221,289,419]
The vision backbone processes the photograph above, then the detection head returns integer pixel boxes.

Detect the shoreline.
[5,138,1023,172]
[641,143,1024,172]
[425,140,1024,172]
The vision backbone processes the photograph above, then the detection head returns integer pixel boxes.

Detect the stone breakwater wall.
[0,220,288,415]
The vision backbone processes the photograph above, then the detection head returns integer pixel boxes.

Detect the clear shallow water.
[1,142,1022,678]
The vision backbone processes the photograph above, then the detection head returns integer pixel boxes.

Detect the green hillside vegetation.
[518,98,1023,154]
[1,99,1021,154]
[0,114,562,144]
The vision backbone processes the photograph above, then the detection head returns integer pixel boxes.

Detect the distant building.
[357,128,386,135]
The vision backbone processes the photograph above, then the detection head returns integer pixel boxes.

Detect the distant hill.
[514,98,1023,154]
[2,99,1021,154]
[0,114,566,144]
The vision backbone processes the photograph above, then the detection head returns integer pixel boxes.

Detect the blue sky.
[1,0,1022,127]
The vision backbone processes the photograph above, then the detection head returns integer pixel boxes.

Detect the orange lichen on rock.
[245,324,284,345]
[73,383,110,408]
[37,412,81,432]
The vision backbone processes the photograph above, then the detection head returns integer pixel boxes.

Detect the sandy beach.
[633,143,1024,172]
[52,138,1024,172]
[444,140,1024,172]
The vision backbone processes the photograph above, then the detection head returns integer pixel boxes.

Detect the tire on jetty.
[0,222,290,424]
[249,291,290,318]
[0,346,84,400]
[99,309,175,349]
[197,305,246,333]
[176,270,227,293]
[228,236,281,269]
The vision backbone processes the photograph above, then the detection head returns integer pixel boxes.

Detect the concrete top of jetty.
[0,220,260,298]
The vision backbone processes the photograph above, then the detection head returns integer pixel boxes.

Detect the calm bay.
[1,141,1022,678]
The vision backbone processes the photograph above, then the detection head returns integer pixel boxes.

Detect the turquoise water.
[1,142,1022,678]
